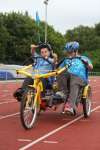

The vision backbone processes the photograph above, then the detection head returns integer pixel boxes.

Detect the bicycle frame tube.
[32,78,43,108]
[20,64,32,70]
[16,65,67,79]
[17,70,32,78]
[16,65,68,108]
[82,85,89,98]
[33,67,67,79]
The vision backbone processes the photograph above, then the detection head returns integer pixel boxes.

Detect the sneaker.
[64,103,74,115]
[13,88,24,102]
[52,105,57,111]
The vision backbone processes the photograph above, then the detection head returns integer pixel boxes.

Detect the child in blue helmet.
[58,41,93,114]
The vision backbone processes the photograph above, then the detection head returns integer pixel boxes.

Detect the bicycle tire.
[20,88,38,129]
[82,86,92,118]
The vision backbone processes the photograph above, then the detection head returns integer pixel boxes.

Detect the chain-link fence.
[89,72,100,76]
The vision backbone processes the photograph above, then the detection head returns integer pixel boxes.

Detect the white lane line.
[0,112,19,120]
[2,90,9,92]
[18,139,32,142]
[0,115,3,117]
[19,105,100,150]
[95,110,100,113]
[43,141,58,144]
[0,101,16,105]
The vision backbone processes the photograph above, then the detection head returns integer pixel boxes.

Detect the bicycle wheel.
[20,88,38,129]
[82,86,92,118]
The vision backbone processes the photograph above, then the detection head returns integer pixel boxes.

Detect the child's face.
[40,48,50,58]
[64,51,76,57]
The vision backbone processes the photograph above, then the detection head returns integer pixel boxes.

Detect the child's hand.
[45,56,48,59]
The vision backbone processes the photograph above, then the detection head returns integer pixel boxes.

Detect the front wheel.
[20,88,38,129]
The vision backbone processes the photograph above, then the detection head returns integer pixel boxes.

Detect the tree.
[0,12,100,71]
[64,25,97,51]
[95,23,100,36]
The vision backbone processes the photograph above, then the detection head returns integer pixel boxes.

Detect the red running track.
[0,77,100,150]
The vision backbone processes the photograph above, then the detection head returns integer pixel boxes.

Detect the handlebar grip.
[16,70,19,75]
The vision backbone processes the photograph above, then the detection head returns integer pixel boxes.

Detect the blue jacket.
[60,56,92,83]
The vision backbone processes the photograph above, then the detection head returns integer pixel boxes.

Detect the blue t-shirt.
[33,57,53,75]
[32,57,54,84]
[60,56,92,83]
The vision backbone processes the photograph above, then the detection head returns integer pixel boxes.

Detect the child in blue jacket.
[14,43,55,101]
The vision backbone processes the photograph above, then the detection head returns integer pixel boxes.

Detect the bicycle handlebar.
[16,65,68,79]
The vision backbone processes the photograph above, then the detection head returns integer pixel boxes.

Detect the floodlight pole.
[44,0,49,43]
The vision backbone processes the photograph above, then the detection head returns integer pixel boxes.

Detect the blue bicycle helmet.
[64,41,79,52]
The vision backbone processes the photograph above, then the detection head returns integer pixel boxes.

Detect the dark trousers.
[22,77,34,88]
[22,77,52,91]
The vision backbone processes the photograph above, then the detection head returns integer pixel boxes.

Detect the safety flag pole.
[36,11,40,42]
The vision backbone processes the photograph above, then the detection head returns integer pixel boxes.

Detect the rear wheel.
[20,88,38,129]
[82,86,92,118]
[73,109,77,116]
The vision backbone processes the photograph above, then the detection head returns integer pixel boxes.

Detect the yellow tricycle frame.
[16,65,67,108]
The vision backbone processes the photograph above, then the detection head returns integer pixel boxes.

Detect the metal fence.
[0,65,27,80]
[89,72,100,76]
